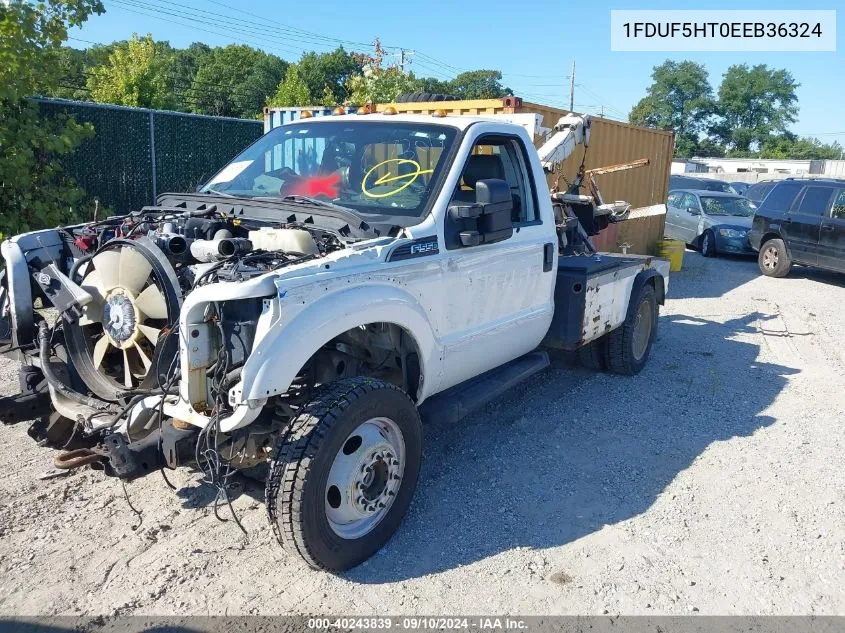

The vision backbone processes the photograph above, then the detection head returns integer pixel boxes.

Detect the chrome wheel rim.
[762,246,778,270]
[632,298,653,361]
[325,417,405,539]
[702,233,710,253]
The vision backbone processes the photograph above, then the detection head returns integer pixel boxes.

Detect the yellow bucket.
[657,239,685,272]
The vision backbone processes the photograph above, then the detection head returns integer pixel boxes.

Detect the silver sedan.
[665,189,756,257]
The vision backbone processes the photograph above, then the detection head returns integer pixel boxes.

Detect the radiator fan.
[65,237,182,401]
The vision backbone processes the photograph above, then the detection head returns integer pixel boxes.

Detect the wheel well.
[759,232,789,256]
[299,323,424,401]
[760,232,782,247]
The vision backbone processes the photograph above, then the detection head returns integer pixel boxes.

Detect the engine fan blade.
[133,342,153,371]
[119,246,153,296]
[138,324,161,344]
[93,251,121,290]
[135,285,168,320]
[93,336,111,370]
[122,349,135,388]
[80,269,107,304]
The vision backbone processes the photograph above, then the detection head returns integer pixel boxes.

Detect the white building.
[689,157,822,175]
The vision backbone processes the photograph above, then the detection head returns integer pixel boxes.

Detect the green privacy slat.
[34,98,262,215]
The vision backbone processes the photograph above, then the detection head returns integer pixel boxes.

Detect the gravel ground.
[1,251,844,616]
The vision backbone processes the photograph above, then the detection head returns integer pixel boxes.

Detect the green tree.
[629,60,715,158]
[168,42,211,111]
[760,134,842,160]
[268,64,312,107]
[416,76,452,96]
[190,44,286,118]
[0,0,103,236]
[346,39,419,105]
[712,64,799,152]
[297,47,361,104]
[87,34,175,109]
[447,70,511,99]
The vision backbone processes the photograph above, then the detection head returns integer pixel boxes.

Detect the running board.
[419,351,550,425]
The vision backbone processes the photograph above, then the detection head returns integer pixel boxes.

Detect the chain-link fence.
[34,98,264,214]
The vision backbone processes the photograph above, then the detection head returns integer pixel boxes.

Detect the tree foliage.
[711,64,799,152]
[189,44,286,118]
[630,59,812,158]
[346,40,418,105]
[268,64,312,107]
[87,34,175,109]
[0,0,103,236]
[629,61,715,158]
[297,47,362,105]
[447,70,512,99]
[758,135,842,160]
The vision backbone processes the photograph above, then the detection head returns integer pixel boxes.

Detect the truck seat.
[453,154,506,202]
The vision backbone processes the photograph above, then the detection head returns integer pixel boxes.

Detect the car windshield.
[700,196,755,216]
[200,120,458,226]
[703,181,736,193]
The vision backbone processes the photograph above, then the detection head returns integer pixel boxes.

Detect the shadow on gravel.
[346,311,798,583]
[783,266,845,287]
[668,251,760,300]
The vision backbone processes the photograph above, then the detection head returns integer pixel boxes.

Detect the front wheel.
[607,283,658,375]
[266,377,422,571]
[700,230,717,257]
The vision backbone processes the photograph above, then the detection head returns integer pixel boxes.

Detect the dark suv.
[749,179,845,277]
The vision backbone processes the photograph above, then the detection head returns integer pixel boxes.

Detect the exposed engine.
[55,205,350,404]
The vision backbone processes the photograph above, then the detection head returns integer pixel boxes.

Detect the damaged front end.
[0,194,371,480]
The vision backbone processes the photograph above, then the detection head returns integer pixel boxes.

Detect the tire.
[576,335,608,371]
[700,230,717,257]
[758,238,792,278]
[607,283,658,376]
[266,377,422,571]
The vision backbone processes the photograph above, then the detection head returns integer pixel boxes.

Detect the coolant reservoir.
[248,228,318,255]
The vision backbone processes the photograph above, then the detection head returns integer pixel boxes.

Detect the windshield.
[700,196,755,217]
[200,120,458,225]
[702,181,736,194]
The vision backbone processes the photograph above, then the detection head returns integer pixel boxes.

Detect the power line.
[114,0,373,54]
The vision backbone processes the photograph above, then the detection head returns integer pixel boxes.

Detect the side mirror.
[686,206,700,215]
[447,179,514,248]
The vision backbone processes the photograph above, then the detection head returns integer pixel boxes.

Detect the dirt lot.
[1,251,844,616]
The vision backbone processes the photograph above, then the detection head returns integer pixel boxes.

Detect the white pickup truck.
[0,111,668,571]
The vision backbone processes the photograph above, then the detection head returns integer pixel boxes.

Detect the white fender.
[238,283,441,403]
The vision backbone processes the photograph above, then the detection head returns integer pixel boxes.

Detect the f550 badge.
[388,237,439,261]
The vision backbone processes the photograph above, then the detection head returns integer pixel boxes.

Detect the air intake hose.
[190,238,253,263]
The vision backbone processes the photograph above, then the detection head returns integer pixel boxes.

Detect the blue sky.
[72,0,843,147]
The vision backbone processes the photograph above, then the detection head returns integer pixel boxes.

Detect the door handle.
[543,243,555,272]
[822,224,834,231]
[783,217,792,224]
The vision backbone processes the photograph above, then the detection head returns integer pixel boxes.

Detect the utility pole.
[397,49,414,72]
[569,59,575,112]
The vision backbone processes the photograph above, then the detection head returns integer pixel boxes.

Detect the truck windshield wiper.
[200,187,237,198]
[280,195,357,214]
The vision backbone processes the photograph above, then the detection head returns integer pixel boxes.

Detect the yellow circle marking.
[362,158,434,199]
